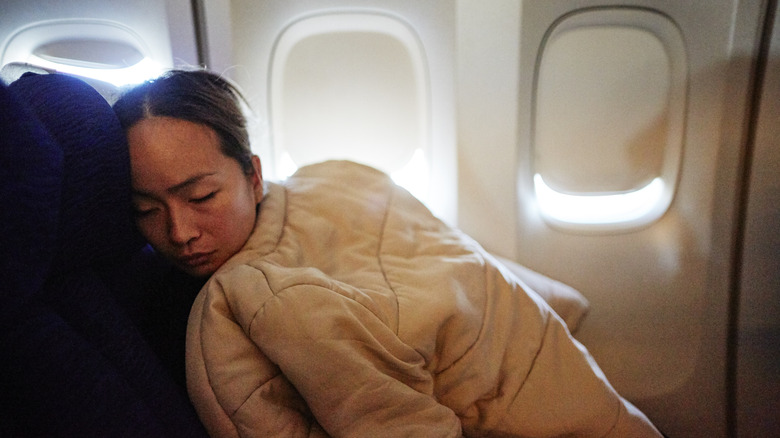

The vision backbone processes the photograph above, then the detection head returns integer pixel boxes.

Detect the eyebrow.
[133,172,217,198]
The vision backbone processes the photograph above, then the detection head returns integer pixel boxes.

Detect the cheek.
[218,189,258,245]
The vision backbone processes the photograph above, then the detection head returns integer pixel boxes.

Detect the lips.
[178,251,215,268]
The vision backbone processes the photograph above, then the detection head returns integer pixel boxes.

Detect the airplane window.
[269,12,430,203]
[532,8,686,232]
[2,20,166,88]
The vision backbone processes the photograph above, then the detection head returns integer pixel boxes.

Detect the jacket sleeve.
[244,281,461,436]
[187,276,330,438]
[188,264,461,438]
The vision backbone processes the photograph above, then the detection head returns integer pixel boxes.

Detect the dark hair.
[113,69,254,174]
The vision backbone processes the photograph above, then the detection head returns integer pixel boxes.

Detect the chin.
[179,262,218,279]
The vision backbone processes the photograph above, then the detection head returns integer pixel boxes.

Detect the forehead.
[127,117,228,191]
[128,116,222,161]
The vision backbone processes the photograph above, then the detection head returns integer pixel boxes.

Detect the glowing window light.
[276,152,300,182]
[390,148,429,202]
[534,174,666,229]
[275,150,430,204]
[27,54,163,87]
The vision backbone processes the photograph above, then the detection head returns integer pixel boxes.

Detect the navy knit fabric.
[0,74,208,437]
[0,80,62,324]
[9,73,141,273]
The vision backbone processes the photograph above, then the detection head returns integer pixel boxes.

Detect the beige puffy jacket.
[186,161,661,437]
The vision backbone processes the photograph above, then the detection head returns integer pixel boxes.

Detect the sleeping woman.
[113,69,662,437]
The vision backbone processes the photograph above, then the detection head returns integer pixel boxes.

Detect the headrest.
[7,73,142,274]
[0,79,63,314]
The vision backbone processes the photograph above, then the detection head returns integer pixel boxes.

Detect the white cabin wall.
[205,0,522,256]
[224,0,458,225]
[456,1,769,436]
[455,0,521,259]
[192,0,233,74]
[165,0,199,68]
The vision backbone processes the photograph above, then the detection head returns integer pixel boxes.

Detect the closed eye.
[191,192,216,204]
[133,206,157,218]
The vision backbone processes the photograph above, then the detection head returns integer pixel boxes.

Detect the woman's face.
[128,116,263,277]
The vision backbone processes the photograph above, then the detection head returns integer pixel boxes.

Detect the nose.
[167,205,199,246]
